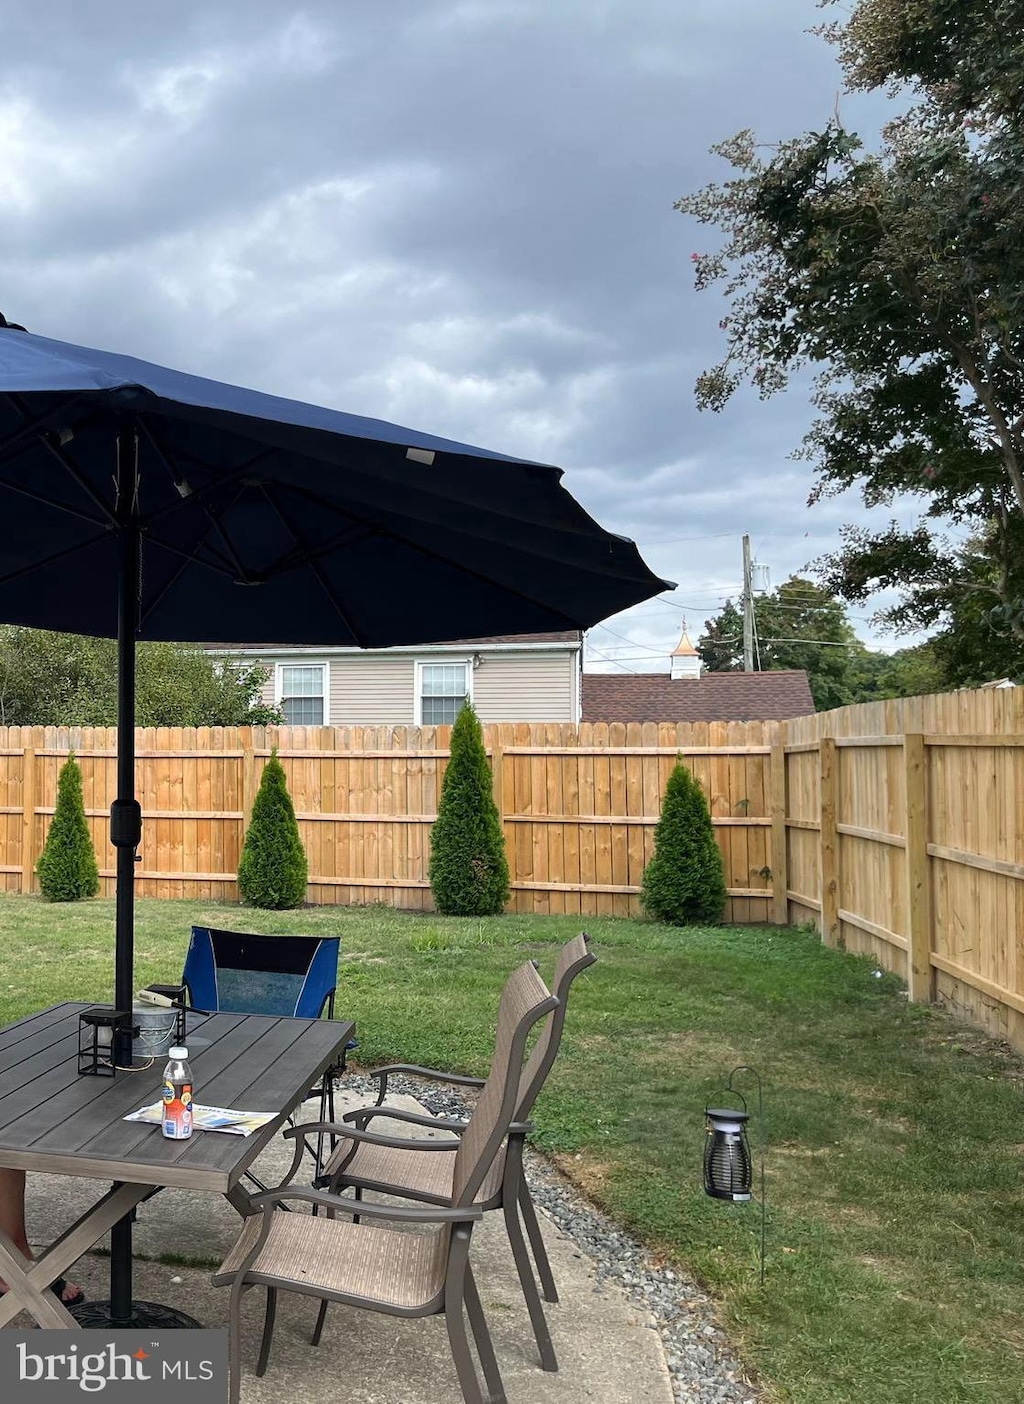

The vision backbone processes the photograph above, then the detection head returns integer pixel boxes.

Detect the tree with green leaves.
[36,754,100,902]
[698,576,953,701]
[237,751,308,909]
[640,761,725,926]
[873,642,946,697]
[698,577,867,710]
[0,629,281,727]
[677,1,1024,645]
[429,703,509,917]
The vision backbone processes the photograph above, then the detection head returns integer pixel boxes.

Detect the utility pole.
[742,533,755,672]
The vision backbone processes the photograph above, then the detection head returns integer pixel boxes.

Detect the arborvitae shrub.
[429,703,510,916]
[37,753,100,901]
[238,750,308,909]
[640,760,726,925]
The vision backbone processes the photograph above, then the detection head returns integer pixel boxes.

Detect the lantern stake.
[712,1064,766,1286]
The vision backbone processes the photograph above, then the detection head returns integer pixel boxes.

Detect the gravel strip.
[343,1073,760,1404]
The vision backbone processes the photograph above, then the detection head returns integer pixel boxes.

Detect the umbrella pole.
[110,429,143,1329]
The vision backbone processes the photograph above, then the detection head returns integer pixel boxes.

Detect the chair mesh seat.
[214,1211,449,1310]
[324,1136,505,1205]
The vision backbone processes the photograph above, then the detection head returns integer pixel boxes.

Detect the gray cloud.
[0,1,917,666]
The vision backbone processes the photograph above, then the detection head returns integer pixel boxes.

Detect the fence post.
[490,738,505,827]
[903,732,934,1002]
[820,736,840,946]
[241,728,257,835]
[770,727,788,925]
[21,744,36,894]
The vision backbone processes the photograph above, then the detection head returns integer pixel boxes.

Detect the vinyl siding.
[329,657,415,724]
[472,653,575,722]
[235,649,578,724]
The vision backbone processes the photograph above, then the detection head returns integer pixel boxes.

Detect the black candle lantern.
[704,1106,753,1201]
[78,1007,134,1076]
[703,1066,766,1285]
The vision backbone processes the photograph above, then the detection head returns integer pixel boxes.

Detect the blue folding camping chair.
[154,927,355,1182]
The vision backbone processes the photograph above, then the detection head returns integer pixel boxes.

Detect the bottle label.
[162,1080,194,1139]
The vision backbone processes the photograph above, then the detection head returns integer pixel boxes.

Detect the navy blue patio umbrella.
[0,314,669,1324]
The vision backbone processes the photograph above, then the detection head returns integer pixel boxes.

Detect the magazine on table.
[124,1102,277,1136]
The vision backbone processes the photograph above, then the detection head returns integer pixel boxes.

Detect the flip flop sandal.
[0,1278,86,1307]
[51,1277,86,1307]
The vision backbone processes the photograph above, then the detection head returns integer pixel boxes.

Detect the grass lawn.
[2,895,1023,1403]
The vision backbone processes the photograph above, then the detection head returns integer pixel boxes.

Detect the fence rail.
[0,721,779,923]
[3,686,1023,1053]
[783,686,1024,1053]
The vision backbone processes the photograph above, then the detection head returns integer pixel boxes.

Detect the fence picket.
[5,696,1024,1053]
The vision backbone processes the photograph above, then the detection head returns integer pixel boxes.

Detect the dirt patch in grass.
[551,1150,614,1201]
[771,1143,834,1159]
[856,1254,911,1287]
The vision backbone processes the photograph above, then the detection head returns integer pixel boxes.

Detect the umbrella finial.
[0,312,28,332]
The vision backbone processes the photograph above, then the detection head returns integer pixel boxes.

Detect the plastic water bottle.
[162,1046,194,1140]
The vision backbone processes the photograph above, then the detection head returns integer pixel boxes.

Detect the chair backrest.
[515,932,596,1121]
[451,961,558,1207]
[184,926,340,1019]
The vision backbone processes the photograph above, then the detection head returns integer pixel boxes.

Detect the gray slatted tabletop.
[0,1002,355,1191]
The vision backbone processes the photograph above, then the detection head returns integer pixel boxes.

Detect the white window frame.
[274,661,329,726]
[414,658,473,726]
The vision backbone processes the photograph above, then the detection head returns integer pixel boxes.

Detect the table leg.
[0,1181,152,1329]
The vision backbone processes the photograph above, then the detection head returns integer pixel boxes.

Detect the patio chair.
[150,926,356,1172]
[212,959,558,1404]
[313,932,596,1372]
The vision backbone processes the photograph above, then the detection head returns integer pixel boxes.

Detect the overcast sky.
[0,0,918,672]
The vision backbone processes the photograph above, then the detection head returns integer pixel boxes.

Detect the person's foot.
[0,1275,85,1306]
[52,1276,85,1307]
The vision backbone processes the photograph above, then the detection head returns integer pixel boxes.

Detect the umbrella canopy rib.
[138,494,253,628]
[137,416,254,584]
[259,484,369,647]
[0,531,112,590]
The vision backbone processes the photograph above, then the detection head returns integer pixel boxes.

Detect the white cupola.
[670,626,702,680]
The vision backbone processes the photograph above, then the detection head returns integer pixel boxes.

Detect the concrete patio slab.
[17,1089,674,1404]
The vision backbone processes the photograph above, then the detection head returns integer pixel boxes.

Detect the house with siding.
[582,629,815,722]
[206,632,582,725]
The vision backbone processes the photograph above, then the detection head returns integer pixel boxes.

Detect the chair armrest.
[369,1064,486,1104]
[343,1105,468,1134]
[284,1121,460,1153]
[248,1186,483,1224]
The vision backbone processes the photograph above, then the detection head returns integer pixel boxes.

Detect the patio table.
[0,1000,354,1329]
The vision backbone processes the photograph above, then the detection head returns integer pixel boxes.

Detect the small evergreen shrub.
[37,753,100,901]
[429,703,510,916]
[640,760,726,925]
[238,750,308,909]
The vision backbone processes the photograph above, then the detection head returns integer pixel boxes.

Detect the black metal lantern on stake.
[704,1065,766,1285]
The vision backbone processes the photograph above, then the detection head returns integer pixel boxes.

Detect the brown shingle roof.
[442,631,581,646]
[204,631,581,650]
[582,670,815,723]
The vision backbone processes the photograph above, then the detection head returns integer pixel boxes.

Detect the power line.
[637,529,743,546]
[712,634,875,649]
[591,624,670,654]
[584,646,640,673]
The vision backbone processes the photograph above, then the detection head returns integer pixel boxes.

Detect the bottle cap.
[168,1046,189,1059]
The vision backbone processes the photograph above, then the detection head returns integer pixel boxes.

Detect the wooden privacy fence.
[2,690,1022,1052]
[0,722,779,923]
[784,687,1024,1054]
